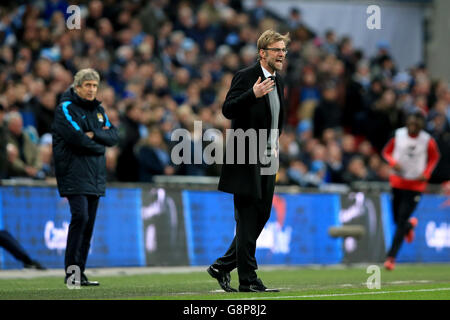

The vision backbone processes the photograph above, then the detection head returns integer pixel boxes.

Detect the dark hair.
[407,109,426,122]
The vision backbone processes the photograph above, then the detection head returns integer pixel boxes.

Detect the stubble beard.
[268,59,282,72]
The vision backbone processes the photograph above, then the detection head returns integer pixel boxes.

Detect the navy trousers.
[64,195,99,274]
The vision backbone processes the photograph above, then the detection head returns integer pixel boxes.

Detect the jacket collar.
[60,87,101,110]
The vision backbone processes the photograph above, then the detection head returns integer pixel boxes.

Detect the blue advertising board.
[381,193,450,262]
[0,190,3,268]
[0,186,145,269]
[183,191,343,266]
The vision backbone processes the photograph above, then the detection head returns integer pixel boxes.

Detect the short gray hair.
[5,111,22,124]
[73,68,100,87]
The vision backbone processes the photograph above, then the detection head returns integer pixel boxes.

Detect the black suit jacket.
[218,62,286,199]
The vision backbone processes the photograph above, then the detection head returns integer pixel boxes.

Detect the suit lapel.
[275,76,285,131]
[253,63,272,127]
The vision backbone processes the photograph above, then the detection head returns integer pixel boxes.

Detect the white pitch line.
[234,287,450,300]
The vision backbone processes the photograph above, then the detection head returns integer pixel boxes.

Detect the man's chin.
[271,62,283,71]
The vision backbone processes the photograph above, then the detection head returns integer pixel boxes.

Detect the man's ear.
[259,49,265,60]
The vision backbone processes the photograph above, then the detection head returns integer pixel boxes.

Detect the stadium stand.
[0,0,449,188]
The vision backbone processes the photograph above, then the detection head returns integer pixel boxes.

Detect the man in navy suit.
[208,30,290,292]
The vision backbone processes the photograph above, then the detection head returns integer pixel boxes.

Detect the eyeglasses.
[264,47,288,54]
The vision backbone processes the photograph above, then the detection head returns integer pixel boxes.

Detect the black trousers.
[387,188,421,258]
[213,174,276,285]
[0,230,33,265]
[65,195,99,274]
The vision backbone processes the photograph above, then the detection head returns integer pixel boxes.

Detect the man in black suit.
[207,30,290,292]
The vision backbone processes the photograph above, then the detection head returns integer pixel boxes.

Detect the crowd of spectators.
[0,0,449,188]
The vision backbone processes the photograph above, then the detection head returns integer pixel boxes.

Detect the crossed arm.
[53,105,118,155]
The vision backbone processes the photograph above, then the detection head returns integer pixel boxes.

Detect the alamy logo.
[66,5,81,30]
[366,5,381,30]
[170,121,280,175]
[66,265,81,289]
[366,265,381,289]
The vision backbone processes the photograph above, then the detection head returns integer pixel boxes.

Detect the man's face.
[8,117,23,136]
[76,80,98,101]
[260,40,287,73]
[406,115,423,135]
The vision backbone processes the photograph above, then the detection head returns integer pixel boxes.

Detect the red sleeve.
[423,137,440,179]
[382,137,397,167]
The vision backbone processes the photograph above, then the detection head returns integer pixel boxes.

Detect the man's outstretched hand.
[253,76,275,98]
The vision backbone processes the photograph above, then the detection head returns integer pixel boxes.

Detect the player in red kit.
[382,110,440,270]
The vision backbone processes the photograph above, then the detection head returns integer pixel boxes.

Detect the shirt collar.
[261,65,276,79]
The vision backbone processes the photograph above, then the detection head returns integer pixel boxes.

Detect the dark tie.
[268,75,275,81]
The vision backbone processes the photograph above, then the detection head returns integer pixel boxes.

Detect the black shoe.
[24,260,46,270]
[81,273,99,286]
[64,273,99,286]
[207,265,237,292]
[239,278,279,292]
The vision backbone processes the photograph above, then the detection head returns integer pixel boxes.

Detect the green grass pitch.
[0,264,449,300]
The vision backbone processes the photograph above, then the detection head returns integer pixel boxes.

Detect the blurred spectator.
[86,0,104,30]
[5,111,42,178]
[428,110,450,183]
[137,126,174,182]
[344,60,371,133]
[287,159,321,187]
[341,134,357,168]
[189,9,217,52]
[298,136,319,166]
[38,133,55,179]
[371,40,397,86]
[33,90,56,136]
[247,0,284,27]
[138,0,168,36]
[313,81,342,139]
[322,30,338,56]
[365,88,402,152]
[286,7,302,30]
[116,103,142,182]
[310,143,328,184]
[275,166,290,185]
[326,141,344,183]
[279,129,301,162]
[105,146,119,182]
[287,66,320,127]
[342,155,376,184]
[368,153,388,181]
[357,139,374,164]
[337,36,356,75]
[371,40,391,68]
